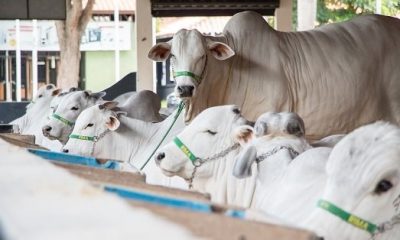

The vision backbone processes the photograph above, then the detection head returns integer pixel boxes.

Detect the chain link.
[90,129,110,156]
[186,143,240,189]
[370,213,400,239]
[255,145,300,163]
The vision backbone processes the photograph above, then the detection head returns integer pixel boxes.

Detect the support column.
[135,0,155,91]
[32,20,38,98]
[275,0,292,31]
[114,0,120,83]
[16,19,21,101]
[297,0,316,31]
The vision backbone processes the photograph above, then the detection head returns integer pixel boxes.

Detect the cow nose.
[177,85,194,97]
[42,125,52,132]
[62,149,69,153]
[155,152,165,163]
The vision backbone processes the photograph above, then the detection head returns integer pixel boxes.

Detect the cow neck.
[191,141,256,208]
[184,36,232,123]
[251,138,310,208]
[94,109,185,169]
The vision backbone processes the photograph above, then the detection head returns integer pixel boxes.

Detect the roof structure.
[157,16,231,38]
[84,0,136,15]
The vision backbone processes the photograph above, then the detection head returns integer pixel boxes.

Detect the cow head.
[42,90,105,144]
[154,105,248,183]
[148,29,235,98]
[62,101,126,156]
[27,84,61,110]
[305,122,400,240]
[233,112,309,180]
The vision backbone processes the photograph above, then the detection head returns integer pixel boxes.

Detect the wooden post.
[135,0,155,91]
[275,0,292,31]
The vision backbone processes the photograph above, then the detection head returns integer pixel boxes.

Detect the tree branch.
[78,0,95,35]
[55,21,67,51]
[68,0,83,29]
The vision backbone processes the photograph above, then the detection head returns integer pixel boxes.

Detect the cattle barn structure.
[2,1,400,240]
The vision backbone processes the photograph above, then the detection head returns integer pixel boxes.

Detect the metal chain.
[371,213,400,239]
[185,143,240,189]
[256,145,300,163]
[90,129,110,156]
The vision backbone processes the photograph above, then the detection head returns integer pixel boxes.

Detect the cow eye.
[374,179,393,194]
[86,123,94,128]
[205,130,217,135]
[38,94,43,98]
[71,106,79,111]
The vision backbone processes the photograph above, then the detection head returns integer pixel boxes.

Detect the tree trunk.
[55,0,95,89]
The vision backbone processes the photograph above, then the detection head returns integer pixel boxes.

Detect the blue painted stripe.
[104,186,212,213]
[225,209,246,219]
[28,149,119,169]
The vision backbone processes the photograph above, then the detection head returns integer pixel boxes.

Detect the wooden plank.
[0,134,45,149]
[56,162,210,203]
[128,200,317,240]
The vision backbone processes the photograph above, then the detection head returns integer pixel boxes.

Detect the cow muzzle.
[42,125,52,136]
[176,85,194,98]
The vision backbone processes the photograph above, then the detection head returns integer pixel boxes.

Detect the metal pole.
[5,50,11,101]
[32,20,38,98]
[16,19,21,101]
[114,0,120,83]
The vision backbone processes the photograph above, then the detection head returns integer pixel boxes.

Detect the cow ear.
[52,88,62,96]
[148,42,171,62]
[233,145,257,178]
[286,114,305,137]
[234,125,255,146]
[90,91,106,100]
[206,39,235,60]
[106,116,120,131]
[99,101,119,110]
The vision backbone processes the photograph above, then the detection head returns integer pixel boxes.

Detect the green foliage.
[316,0,400,25]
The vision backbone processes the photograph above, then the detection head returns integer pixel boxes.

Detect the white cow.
[303,122,400,240]
[42,90,162,144]
[149,11,400,140]
[232,112,330,226]
[155,105,257,207]
[62,101,187,188]
[42,90,106,144]
[10,84,64,150]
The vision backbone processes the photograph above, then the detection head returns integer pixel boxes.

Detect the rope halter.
[52,113,75,127]
[173,136,240,188]
[317,199,400,238]
[171,55,208,85]
[68,129,109,156]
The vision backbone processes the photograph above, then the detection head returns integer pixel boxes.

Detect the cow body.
[151,12,400,140]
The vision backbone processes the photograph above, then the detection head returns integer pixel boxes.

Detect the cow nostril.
[156,152,165,161]
[177,86,183,94]
[187,86,194,95]
[62,149,69,153]
[43,126,52,132]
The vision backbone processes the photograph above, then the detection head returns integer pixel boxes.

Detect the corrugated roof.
[157,16,230,38]
[83,0,135,14]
